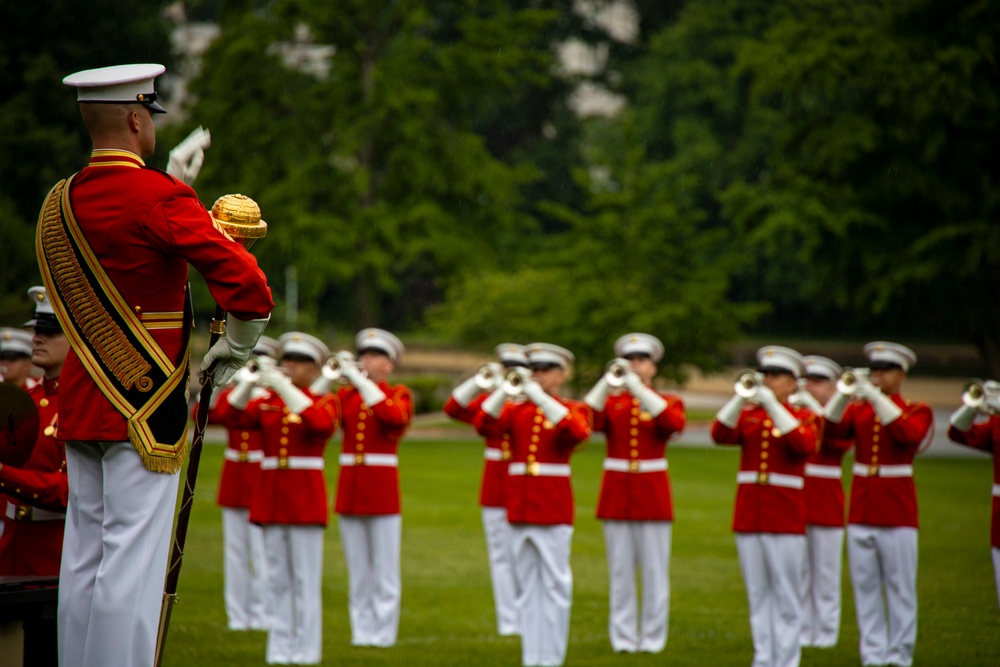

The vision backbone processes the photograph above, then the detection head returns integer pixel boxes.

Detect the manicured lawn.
[160,439,999,665]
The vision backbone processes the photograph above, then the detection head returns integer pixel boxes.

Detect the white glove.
[949,403,978,431]
[166,126,212,186]
[583,376,611,412]
[226,371,259,410]
[715,394,747,429]
[791,389,825,416]
[624,373,668,418]
[523,380,569,424]
[310,373,333,396]
[869,389,903,425]
[259,364,312,414]
[823,391,850,423]
[755,385,801,436]
[482,387,507,419]
[201,316,270,388]
[342,362,387,407]
[452,376,483,408]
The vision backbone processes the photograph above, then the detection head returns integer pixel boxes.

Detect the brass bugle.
[836,367,870,395]
[605,358,631,388]
[963,378,1000,416]
[502,367,530,396]
[734,369,763,399]
[321,355,344,382]
[245,354,276,377]
[475,363,503,391]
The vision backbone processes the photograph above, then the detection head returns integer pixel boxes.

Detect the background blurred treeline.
[1,0,997,379]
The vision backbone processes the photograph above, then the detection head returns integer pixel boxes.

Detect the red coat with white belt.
[591,391,686,521]
[207,386,264,510]
[443,393,512,508]
[474,398,591,526]
[804,420,853,527]
[334,383,413,516]
[711,404,819,534]
[221,389,338,526]
[825,395,932,529]
[947,417,1000,547]
[56,150,273,443]
[0,377,67,576]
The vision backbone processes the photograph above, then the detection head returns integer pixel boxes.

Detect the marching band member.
[443,343,529,636]
[583,333,686,653]
[474,343,591,667]
[0,287,69,575]
[207,335,279,631]
[793,355,853,648]
[334,328,413,647]
[711,346,819,667]
[823,342,932,667]
[947,379,1000,608]
[0,328,37,389]
[43,64,272,667]
[222,332,338,664]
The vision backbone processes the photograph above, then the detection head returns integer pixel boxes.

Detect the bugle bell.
[734,369,763,399]
[475,363,504,391]
[605,358,631,388]
[836,367,870,395]
[502,367,531,396]
[321,355,344,382]
[246,354,276,378]
[962,378,1000,416]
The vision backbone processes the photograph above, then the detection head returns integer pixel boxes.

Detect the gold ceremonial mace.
[154,194,268,667]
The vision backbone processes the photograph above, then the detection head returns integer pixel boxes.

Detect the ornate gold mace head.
[210,193,268,250]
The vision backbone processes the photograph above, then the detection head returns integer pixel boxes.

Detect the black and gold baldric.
[35,175,192,473]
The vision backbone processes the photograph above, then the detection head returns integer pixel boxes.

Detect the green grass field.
[161,439,1000,666]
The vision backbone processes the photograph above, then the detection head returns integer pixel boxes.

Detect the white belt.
[992,484,1000,497]
[223,449,264,463]
[852,463,913,478]
[484,448,505,462]
[261,456,325,470]
[338,453,398,467]
[805,464,842,479]
[508,462,570,477]
[6,500,65,522]
[736,471,804,489]
[603,457,668,473]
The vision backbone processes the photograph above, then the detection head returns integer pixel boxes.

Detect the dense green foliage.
[2,1,997,375]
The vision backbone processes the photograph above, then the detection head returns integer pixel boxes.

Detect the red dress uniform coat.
[207,387,265,509]
[804,420,853,527]
[592,391,686,521]
[825,395,932,529]
[57,151,273,443]
[711,405,819,534]
[0,377,67,576]
[334,384,413,516]
[221,390,338,526]
[474,398,591,526]
[443,393,512,508]
[947,417,1000,548]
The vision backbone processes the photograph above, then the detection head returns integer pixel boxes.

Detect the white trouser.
[222,507,269,630]
[262,525,324,664]
[602,520,671,653]
[801,525,844,648]
[58,441,180,667]
[511,523,574,667]
[482,506,520,635]
[993,547,1000,609]
[847,524,918,667]
[339,514,402,647]
[735,532,805,667]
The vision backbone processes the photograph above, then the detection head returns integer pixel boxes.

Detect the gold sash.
[35,176,191,473]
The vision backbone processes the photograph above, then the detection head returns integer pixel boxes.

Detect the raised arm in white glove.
[754,385,801,436]
[949,403,978,432]
[482,386,507,419]
[522,380,569,424]
[792,388,825,416]
[452,376,484,408]
[583,376,611,412]
[166,126,212,186]
[624,373,668,417]
[342,360,387,407]
[202,315,270,388]
[715,394,747,429]
[226,363,261,410]
[862,384,903,425]
[259,364,313,415]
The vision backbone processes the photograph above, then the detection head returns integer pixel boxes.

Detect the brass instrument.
[836,367,870,395]
[962,378,1000,416]
[475,363,504,391]
[502,367,531,396]
[245,354,276,378]
[605,358,631,388]
[321,354,348,383]
[734,369,763,399]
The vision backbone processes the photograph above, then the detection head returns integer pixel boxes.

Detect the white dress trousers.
[482,506,520,635]
[602,520,671,653]
[262,524,324,664]
[847,524,918,667]
[58,441,180,667]
[511,523,574,667]
[801,525,844,647]
[222,507,269,630]
[339,514,402,647]
[735,532,805,667]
